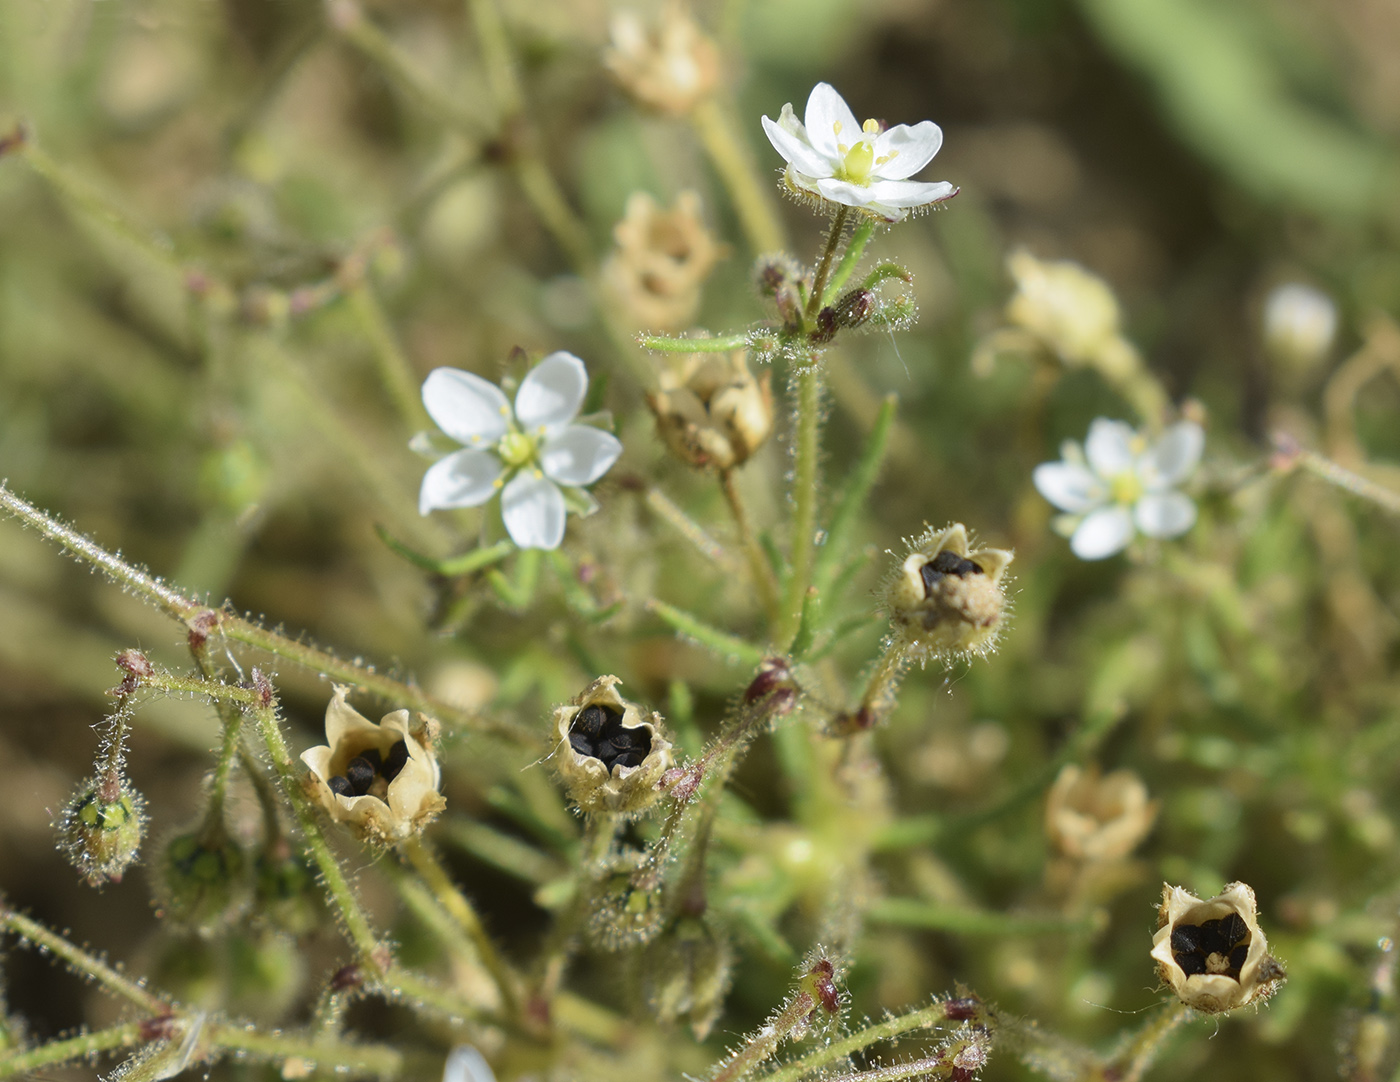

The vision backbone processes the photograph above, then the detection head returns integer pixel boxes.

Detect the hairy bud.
[55,774,146,887]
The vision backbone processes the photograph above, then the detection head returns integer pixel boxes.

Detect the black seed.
[1220,912,1247,946]
[327,775,353,797]
[1171,924,1203,954]
[569,732,594,756]
[594,739,618,762]
[346,756,376,796]
[382,740,409,782]
[1175,951,1207,976]
[1229,944,1248,970]
[609,728,642,750]
[932,550,982,576]
[360,747,383,772]
[614,751,644,769]
[572,704,608,739]
[1196,918,1229,955]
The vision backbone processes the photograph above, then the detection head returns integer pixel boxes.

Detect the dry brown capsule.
[1150,881,1286,1014]
[552,676,673,816]
[300,686,445,846]
[602,191,722,331]
[1045,764,1158,863]
[886,524,1013,662]
[648,350,773,471]
[604,5,721,117]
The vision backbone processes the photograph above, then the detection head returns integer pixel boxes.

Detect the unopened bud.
[55,775,146,887]
[252,843,320,936]
[589,870,665,950]
[798,954,842,1018]
[1263,282,1336,378]
[643,915,732,1038]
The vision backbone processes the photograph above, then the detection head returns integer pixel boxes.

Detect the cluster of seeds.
[327,741,410,798]
[569,704,651,771]
[920,550,984,595]
[1171,912,1249,978]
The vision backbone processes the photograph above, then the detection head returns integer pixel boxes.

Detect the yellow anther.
[862,118,880,133]
[832,120,843,136]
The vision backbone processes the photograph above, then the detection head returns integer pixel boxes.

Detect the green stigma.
[839,140,875,185]
[1109,472,1144,506]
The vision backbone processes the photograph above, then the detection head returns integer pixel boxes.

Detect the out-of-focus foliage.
[0,0,1399,1080]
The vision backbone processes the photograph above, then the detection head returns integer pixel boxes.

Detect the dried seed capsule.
[551,676,673,817]
[885,524,1014,662]
[1150,882,1286,1014]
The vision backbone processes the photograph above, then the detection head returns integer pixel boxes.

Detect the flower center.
[1109,471,1143,506]
[834,118,883,186]
[497,430,538,468]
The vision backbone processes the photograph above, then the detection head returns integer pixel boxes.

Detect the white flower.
[418,352,623,550]
[1033,418,1204,560]
[1263,282,1336,369]
[760,83,956,222]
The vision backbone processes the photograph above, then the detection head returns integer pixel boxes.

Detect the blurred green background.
[2,0,1400,1078]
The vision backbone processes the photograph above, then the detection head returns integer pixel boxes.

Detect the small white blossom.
[418,352,622,550]
[761,83,956,222]
[1263,282,1336,369]
[1033,418,1203,560]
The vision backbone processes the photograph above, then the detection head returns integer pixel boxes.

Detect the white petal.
[761,114,834,178]
[419,449,505,514]
[1070,506,1135,560]
[443,1047,496,1082]
[862,177,957,208]
[1143,421,1204,488]
[540,426,623,486]
[501,472,566,550]
[422,368,510,446]
[1084,419,1137,479]
[871,121,943,179]
[1033,461,1106,513]
[812,176,882,209]
[514,352,587,432]
[1134,491,1197,538]
[803,83,861,159]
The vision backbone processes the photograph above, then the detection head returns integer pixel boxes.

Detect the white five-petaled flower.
[418,352,623,550]
[761,82,956,222]
[1033,418,1204,561]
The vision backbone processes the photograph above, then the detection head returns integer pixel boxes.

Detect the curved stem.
[804,205,850,324]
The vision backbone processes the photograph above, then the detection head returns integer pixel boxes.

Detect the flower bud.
[1045,764,1158,863]
[885,524,1013,661]
[1149,881,1285,1014]
[55,774,146,887]
[602,191,721,331]
[648,350,774,470]
[1263,282,1336,377]
[300,686,445,847]
[251,842,321,936]
[1005,249,1122,367]
[227,929,306,1022]
[643,915,732,1038]
[604,6,720,116]
[157,823,247,931]
[589,869,665,950]
[551,676,673,816]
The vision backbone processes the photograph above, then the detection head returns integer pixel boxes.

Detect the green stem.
[711,991,817,1082]
[645,599,766,666]
[814,393,897,592]
[777,369,823,647]
[0,484,537,746]
[1108,1000,1192,1082]
[720,468,780,624]
[691,97,787,254]
[1290,443,1400,518]
[642,487,730,565]
[345,276,426,432]
[0,909,166,1013]
[867,898,1095,936]
[206,1022,404,1078]
[804,205,850,323]
[753,999,988,1082]
[640,331,752,353]
[0,1023,141,1079]
[825,219,876,298]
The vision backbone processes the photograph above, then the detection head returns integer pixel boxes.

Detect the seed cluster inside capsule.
[327,740,410,798]
[569,703,651,771]
[1171,912,1249,978]
[920,550,983,596]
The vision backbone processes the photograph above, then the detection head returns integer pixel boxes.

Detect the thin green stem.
[777,368,823,647]
[206,1021,404,1078]
[645,599,766,666]
[1287,441,1400,518]
[867,898,1096,936]
[0,909,166,1013]
[0,484,537,745]
[0,1023,141,1079]
[754,999,986,1082]
[345,276,427,432]
[814,393,897,592]
[825,219,876,298]
[640,331,752,353]
[1109,1000,1192,1082]
[804,205,850,323]
[720,468,780,624]
[692,97,786,254]
[711,991,817,1082]
[402,837,520,1020]
[643,487,731,565]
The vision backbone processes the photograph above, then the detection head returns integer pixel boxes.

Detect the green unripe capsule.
[158,825,247,931]
[56,776,146,887]
[252,844,320,936]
